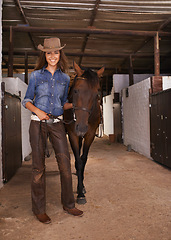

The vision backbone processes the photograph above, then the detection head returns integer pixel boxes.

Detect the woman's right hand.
[36,109,50,121]
[25,102,49,121]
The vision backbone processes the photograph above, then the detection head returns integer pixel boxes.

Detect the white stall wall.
[103,95,114,136]
[2,73,31,83]
[3,77,31,161]
[113,74,153,94]
[102,74,153,137]
[122,78,151,158]
[0,1,2,188]
[162,76,171,90]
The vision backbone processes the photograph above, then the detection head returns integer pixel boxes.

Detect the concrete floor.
[0,136,171,240]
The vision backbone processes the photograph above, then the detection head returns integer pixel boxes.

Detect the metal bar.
[106,76,109,95]
[154,32,160,76]
[129,55,134,86]
[3,26,171,37]
[25,52,28,84]
[1,82,6,182]
[8,26,14,77]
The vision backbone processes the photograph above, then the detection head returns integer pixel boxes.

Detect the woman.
[22,37,83,224]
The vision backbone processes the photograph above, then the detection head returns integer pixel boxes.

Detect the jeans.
[29,120,75,215]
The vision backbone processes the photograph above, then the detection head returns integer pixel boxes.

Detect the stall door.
[150,89,171,168]
[2,91,22,183]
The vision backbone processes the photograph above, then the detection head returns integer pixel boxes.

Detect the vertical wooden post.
[8,26,14,77]
[151,32,162,93]
[25,52,28,84]
[129,55,134,86]
[154,32,160,76]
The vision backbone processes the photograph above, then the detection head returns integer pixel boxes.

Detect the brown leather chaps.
[29,120,75,215]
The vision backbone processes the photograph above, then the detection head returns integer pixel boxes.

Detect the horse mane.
[82,68,99,88]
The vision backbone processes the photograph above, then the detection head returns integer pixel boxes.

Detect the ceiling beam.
[79,0,101,65]
[3,64,170,74]
[3,26,171,37]
[120,16,171,69]
[14,0,37,50]
[3,51,171,58]
[158,17,171,31]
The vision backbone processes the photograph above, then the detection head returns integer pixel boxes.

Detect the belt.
[31,114,63,123]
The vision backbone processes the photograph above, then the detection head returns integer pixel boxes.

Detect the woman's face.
[45,50,60,67]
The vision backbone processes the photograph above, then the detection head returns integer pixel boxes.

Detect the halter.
[72,76,93,115]
[73,106,92,114]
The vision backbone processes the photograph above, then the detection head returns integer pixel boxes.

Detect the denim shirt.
[22,67,70,117]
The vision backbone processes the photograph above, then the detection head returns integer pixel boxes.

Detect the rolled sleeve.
[22,98,33,108]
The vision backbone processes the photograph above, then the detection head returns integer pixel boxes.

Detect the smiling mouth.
[50,59,57,63]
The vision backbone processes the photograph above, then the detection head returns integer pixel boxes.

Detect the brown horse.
[64,62,104,204]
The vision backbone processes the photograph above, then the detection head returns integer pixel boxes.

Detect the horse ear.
[73,61,84,77]
[97,66,105,78]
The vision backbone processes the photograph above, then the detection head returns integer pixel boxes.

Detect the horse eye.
[74,89,79,94]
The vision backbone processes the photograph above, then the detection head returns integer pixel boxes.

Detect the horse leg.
[68,133,86,204]
[76,137,86,194]
[75,137,83,172]
[76,131,96,204]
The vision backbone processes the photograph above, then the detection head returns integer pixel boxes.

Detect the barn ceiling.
[2,0,171,84]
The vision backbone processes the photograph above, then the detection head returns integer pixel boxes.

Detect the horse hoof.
[77,187,86,194]
[76,197,87,205]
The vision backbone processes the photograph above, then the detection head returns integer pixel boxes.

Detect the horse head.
[71,62,104,137]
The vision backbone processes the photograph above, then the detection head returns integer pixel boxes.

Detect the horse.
[64,62,104,204]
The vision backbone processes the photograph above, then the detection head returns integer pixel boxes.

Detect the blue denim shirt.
[22,67,70,117]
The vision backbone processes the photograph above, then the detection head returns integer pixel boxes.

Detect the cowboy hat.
[37,37,66,52]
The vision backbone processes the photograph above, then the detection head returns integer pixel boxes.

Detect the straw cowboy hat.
[38,37,66,52]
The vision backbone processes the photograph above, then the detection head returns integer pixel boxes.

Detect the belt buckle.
[46,119,54,124]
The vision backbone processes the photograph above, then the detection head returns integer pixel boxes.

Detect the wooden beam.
[3,26,171,37]
[119,16,171,71]
[4,50,170,58]
[14,0,37,50]
[79,0,101,65]
[154,32,160,76]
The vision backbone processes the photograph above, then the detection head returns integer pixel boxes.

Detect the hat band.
[44,46,60,49]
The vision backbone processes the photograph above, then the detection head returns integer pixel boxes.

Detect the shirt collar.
[41,66,61,74]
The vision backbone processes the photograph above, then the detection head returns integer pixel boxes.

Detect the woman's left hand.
[63,103,73,110]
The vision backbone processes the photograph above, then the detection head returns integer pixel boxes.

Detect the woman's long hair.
[34,49,68,72]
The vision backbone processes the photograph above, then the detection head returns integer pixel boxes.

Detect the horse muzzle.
[75,123,88,137]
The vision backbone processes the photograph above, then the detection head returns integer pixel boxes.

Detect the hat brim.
[37,44,66,52]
